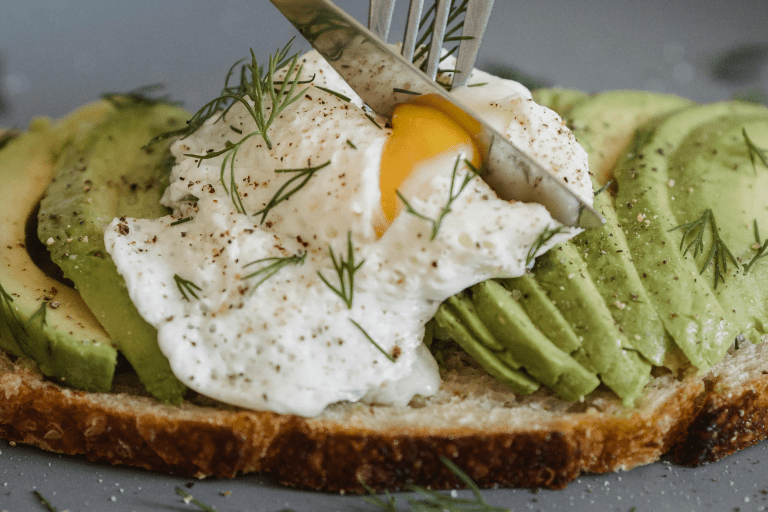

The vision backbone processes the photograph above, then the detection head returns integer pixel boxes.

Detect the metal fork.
[369,0,494,87]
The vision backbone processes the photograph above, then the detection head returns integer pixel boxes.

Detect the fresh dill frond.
[346,139,357,149]
[174,487,217,512]
[173,274,202,301]
[743,220,768,275]
[744,127,768,174]
[398,157,481,240]
[32,490,58,512]
[350,319,396,362]
[242,251,307,294]
[413,0,471,77]
[170,217,193,226]
[144,39,306,150]
[525,226,565,267]
[102,84,181,108]
[317,232,365,309]
[254,160,331,224]
[360,455,510,512]
[669,209,738,288]
[361,481,398,511]
[315,85,351,102]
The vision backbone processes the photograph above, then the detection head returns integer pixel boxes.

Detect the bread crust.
[0,348,732,493]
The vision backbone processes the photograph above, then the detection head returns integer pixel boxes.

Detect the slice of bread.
[2,341,766,492]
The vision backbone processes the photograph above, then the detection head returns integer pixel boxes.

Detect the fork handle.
[369,0,397,41]
[452,0,495,87]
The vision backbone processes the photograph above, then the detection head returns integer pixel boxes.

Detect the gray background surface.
[1,1,768,511]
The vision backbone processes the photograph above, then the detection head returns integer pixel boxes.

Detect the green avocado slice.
[613,101,768,370]
[528,243,652,404]
[0,104,118,391]
[37,99,189,403]
[434,294,540,395]
[471,280,599,401]
[564,91,694,367]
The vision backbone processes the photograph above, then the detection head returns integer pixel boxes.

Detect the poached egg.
[104,50,591,417]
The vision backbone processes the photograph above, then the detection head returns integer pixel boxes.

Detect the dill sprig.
[317,232,364,309]
[670,208,738,288]
[397,157,481,240]
[145,39,305,151]
[744,219,768,274]
[350,319,396,362]
[361,455,510,512]
[315,85,351,102]
[525,226,565,267]
[242,251,307,294]
[413,0,471,78]
[254,160,331,224]
[173,274,202,301]
[744,127,768,174]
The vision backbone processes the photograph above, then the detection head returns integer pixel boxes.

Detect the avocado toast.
[1,80,768,491]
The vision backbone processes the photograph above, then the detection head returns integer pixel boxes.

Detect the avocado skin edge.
[0,104,117,392]
[37,99,189,403]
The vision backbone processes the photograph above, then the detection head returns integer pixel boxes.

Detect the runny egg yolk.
[378,97,483,234]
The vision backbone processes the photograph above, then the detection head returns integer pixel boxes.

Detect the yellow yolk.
[378,97,483,234]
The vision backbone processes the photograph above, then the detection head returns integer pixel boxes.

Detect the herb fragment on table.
[175,487,217,511]
[361,455,511,511]
[669,208,738,288]
[32,490,58,512]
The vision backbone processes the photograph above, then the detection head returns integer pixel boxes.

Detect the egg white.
[104,50,591,417]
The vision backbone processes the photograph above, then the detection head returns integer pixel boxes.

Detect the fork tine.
[425,0,451,80]
[452,0,494,87]
[401,0,425,62]
[369,0,397,42]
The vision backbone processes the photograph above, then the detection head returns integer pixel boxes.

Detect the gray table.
[1,1,767,511]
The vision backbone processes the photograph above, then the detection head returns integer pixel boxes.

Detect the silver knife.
[269,0,604,228]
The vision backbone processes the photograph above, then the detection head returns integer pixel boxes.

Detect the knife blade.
[269,0,604,228]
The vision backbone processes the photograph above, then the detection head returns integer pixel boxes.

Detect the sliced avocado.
[566,91,693,185]
[564,91,693,367]
[0,103,117,391]
[530,88,587,117]
[37,99,189,403]
[529,243,652,404]
[613,101,768,370]
[500,275,582,354]
[434,293,539,395]
[471,281,599,401]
